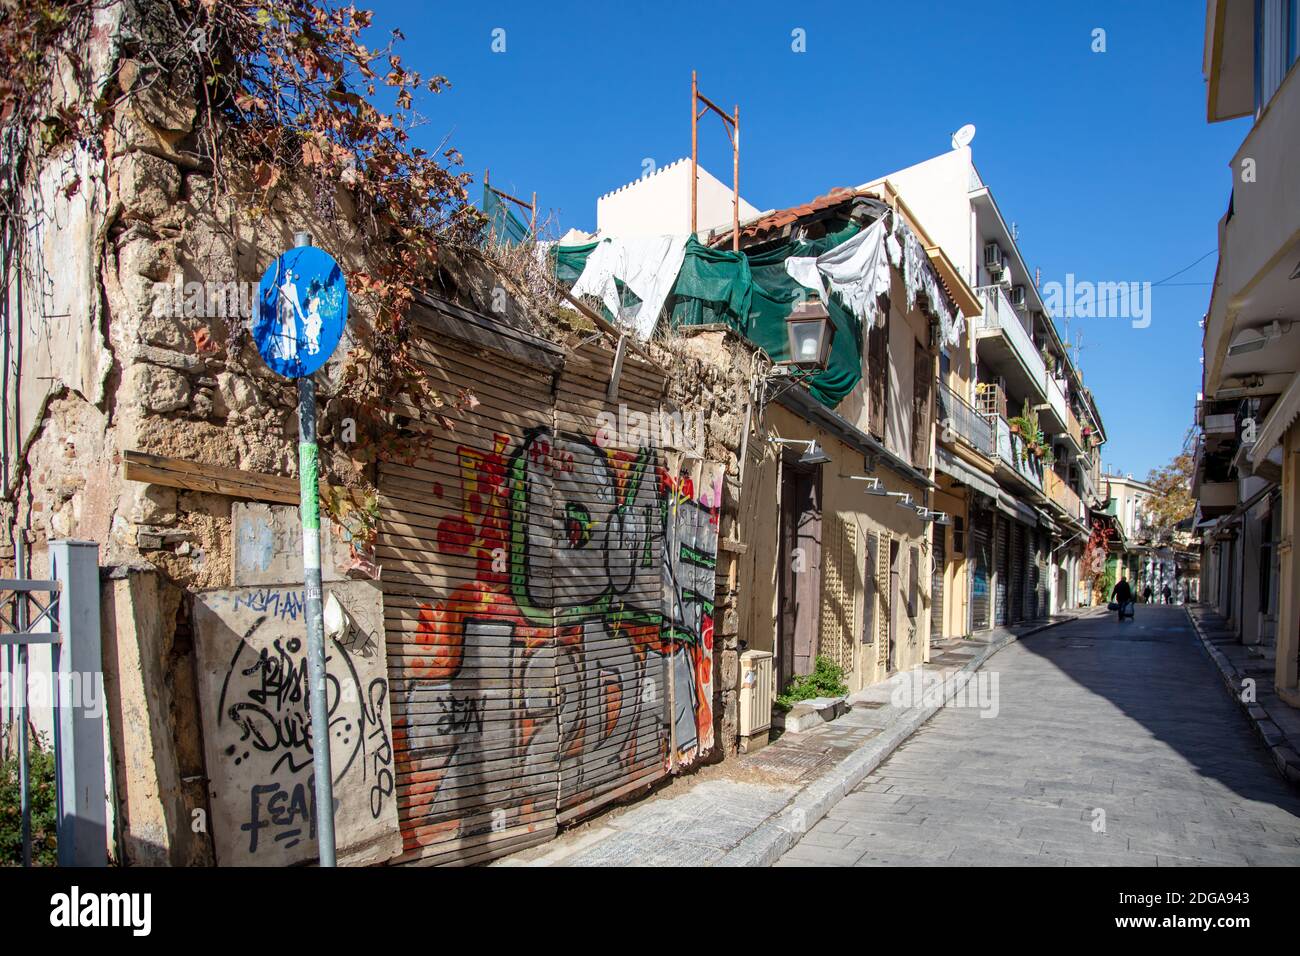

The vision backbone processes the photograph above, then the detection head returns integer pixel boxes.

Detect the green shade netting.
[482,185,530,246]
[552,220,865,408]
[552,240,597,284]
[549,240,643,321]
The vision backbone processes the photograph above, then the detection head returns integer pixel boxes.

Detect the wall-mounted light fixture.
[784,293,835,370]
[916,508,951,525]
[772,437,832,465]
[848,476,889,496]
[1228,319,1293,357]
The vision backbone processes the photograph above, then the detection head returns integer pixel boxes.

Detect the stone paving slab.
[495,614,1080,866]
[777,606,1300,867]
[1186,606,1300,789]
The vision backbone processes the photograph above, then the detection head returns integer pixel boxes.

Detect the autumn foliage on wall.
[1,0,485,411]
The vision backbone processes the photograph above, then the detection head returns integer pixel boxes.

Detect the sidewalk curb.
[715,614,1083,867]
[1184,608,1300,790]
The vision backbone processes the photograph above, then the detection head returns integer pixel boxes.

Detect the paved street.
[777,607,1300,866]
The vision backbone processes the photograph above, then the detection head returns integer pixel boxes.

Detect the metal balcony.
[1042,373,1069,433]
[975,285,1048,405]
[993,415,1044,492]
[937,380,993,458]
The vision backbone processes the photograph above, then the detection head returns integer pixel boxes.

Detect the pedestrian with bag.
[1110,577,1135,622]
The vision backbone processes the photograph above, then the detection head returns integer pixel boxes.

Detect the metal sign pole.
[293,230,336,867]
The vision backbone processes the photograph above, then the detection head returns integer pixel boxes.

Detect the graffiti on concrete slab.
[194,580,401,866]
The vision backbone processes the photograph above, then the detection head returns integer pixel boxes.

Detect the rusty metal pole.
[732,104,740,251]
[690,70,698,238]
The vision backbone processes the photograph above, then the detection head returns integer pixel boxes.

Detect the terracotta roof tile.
[708,187,882,247]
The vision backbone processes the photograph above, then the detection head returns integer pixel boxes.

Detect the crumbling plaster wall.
[3,2,391,864]
[650,327,757,756]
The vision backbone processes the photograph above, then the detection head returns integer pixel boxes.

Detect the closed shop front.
[995,514,1010,627]
[379,309,721,865]
[931,523,946,639]
[971,508,992,630]
[1010,519,1026,624]
[1027,528,1041,619]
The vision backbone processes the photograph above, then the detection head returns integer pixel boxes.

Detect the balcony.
[975,285,1048,405]
[1066,405,1085,451]
[993,415,1044,492]
[1044,467,1084,524]
[937,380,993,459]
[1042,373,1069,433]
[1204,64,1300,399]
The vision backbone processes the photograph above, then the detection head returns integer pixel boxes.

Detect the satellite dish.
[951,124,976,150]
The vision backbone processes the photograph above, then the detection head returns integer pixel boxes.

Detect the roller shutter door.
[1027,529,1041,619]
[378,329,560,866]
[551,344,674,821]
[1010,520,1026,625]
[995,515,1010,627]
[971,511,991,631]
[930,524,946,639]
[377,321,722,865]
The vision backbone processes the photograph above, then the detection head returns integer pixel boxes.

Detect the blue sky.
[366,0,1250,479]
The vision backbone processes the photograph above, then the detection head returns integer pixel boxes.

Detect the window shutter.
[876,531,891,668]
[818,514,859,675]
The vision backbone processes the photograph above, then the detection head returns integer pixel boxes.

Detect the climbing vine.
[2,0,489,415]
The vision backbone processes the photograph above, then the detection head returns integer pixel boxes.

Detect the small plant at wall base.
[775,655,849,712]
[0,733,57,867]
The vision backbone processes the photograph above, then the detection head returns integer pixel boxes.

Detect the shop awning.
[996,491,1040,526]
[936,447,1000,499]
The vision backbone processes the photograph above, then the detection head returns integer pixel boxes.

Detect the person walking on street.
[1163,584,1173,605]
[1112,577,1134,622]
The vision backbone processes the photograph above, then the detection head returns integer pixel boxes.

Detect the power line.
[1151,249,1217,287]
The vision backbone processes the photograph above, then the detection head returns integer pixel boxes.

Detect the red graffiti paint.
[436,515,474,554]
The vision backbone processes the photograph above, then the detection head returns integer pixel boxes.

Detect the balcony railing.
[976,285,1047,396]
[937,380,993,458]
[1045,467,1084,522]
[993,415,1044,491]
[1045,373,1069,428]
[1066,404,1085,450]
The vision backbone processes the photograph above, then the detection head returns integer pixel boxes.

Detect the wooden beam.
[124,450,376,511]
[123,450,301,505]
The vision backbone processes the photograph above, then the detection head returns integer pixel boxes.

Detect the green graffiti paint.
[299,441,320,531]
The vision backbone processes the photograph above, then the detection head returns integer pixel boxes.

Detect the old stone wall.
[2,2,763,865]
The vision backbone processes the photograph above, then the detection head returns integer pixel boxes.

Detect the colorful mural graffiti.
[389,425,721,854]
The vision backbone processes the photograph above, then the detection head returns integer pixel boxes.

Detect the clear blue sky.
[366,0,1250,479]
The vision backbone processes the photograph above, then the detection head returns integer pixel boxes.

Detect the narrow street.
[778,608,1300,866]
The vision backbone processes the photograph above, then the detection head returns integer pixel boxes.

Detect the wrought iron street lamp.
[784,293,835,370]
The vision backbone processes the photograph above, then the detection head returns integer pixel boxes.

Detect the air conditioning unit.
[738,650,775,753]
[983,241,1004,274]
[1009,285,1026,308]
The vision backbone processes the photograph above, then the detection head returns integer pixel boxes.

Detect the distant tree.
[1144,453,1196,543]
[1083,518,1114,603]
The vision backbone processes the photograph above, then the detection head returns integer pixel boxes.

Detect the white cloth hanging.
[566,235,688,340]
[784,218,893,329]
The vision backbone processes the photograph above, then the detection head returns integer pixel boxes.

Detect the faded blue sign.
[255,246,348,378]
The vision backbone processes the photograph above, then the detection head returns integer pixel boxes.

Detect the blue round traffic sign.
[255,246,348,378]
